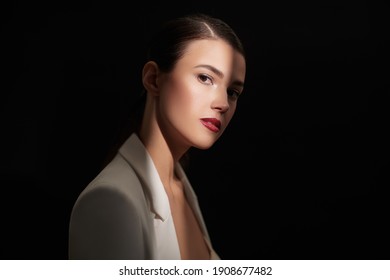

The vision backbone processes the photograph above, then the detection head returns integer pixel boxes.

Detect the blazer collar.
[118,133,171,221]
[118,133,215,253]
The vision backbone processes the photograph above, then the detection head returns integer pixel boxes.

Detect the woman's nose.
[211,89,229,113]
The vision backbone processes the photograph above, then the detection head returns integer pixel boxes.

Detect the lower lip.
[200,120,220,133]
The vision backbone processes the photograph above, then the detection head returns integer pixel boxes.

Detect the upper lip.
[200,118,221,130]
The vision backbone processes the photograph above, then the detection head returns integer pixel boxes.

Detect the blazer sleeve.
[68,185,153,260]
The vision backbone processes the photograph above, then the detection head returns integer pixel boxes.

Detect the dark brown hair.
[147,13,245,73]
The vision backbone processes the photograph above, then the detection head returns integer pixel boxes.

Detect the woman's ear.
[142,61,160,96]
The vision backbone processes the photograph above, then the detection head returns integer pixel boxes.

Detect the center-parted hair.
[146,13,246,72]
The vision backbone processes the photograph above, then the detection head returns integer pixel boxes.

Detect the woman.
[68,13,246,260]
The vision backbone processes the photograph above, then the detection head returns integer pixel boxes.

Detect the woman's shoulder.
[74,153,147,209]
[68,153,155,260]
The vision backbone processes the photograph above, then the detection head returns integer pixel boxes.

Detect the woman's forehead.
[178,39,246,81]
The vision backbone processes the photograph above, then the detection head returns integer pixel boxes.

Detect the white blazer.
[68,133,220,260]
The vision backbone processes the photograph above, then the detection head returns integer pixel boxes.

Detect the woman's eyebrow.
[194,64,224,79]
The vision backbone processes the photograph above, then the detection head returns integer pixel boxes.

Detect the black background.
[1,0,389,259]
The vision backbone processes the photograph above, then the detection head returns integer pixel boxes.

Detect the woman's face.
[156,38,246,150]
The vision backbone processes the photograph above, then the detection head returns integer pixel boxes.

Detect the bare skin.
[167,177,210,259]
[139,38,246,259]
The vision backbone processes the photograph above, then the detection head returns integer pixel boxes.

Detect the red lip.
[200,118,221,133]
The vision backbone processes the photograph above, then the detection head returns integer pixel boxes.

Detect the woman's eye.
[227,89,241,100]
[198,74,213,85]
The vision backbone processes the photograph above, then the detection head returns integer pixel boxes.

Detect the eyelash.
[197,74,241,101]
[198,73,213,85]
